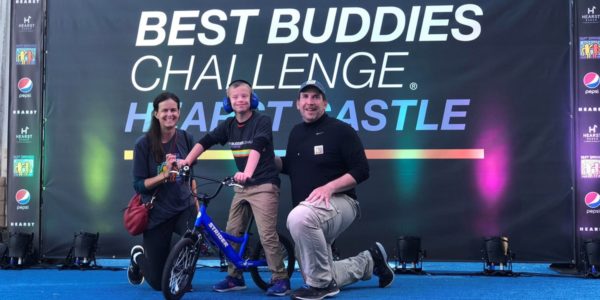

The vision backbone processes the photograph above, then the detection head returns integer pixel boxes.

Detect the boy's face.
[228,84,252,114]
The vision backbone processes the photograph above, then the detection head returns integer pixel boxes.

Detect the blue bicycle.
[160,166,295,300]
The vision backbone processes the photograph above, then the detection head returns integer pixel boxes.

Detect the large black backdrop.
[39,0,573,261]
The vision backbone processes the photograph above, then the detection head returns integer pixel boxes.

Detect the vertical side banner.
[575,0,600,257]
[7,0,44,251]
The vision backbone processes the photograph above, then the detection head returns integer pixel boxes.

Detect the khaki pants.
[287,194,373,288]
[225,183,288,280]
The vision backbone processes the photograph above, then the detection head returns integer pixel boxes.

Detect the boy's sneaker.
[213,275,247,292]
[369,242,394,288]
[290,280,339,300]
[127,245,144,285]
[266,278,291,296]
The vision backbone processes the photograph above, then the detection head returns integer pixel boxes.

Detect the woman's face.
[154,99,179,130]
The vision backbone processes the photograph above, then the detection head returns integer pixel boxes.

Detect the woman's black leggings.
[138,205,196,290]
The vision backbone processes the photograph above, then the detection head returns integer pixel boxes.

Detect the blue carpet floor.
[0,260,598,299]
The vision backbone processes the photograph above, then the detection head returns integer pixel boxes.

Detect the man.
[278,80,394,300]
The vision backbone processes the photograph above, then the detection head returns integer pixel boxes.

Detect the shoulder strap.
[183,130,191,152]
[179,130,195,186]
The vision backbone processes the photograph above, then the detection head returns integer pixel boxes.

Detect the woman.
[127,92,196,291]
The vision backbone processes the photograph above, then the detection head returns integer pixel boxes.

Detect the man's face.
[296,88,327,123]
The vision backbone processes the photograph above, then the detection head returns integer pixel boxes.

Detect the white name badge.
[314,145,324,155]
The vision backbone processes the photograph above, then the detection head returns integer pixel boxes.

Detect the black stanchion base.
[394,267,426,275]
[1,264,30,270]
[481,269,518,277]
[57,260,122,271]
[59,264,101,270]
[549,263,579,275]
[584,272,600,278]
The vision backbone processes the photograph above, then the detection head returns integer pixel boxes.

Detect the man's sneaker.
[266,278,291,296]
[127,245,144,285]
[213,276,247,292]
[369,242,394,288]
[290,280,339,300]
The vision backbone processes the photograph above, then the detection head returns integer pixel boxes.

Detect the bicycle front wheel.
[249,234,295,290]
[161,237,198,300]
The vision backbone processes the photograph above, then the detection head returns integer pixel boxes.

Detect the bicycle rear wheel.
[161,237,198,300]
[249,234,295,290]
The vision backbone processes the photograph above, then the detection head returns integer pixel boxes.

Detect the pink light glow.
[474,125,510,236]
[475,127,509,209]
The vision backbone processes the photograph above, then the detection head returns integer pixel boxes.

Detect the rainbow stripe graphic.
[124,149,484,160]
[232,149,251,158]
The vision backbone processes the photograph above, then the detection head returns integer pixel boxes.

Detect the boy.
[181,80,290,296]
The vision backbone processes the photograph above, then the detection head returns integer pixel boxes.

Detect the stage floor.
[0,260,597,299]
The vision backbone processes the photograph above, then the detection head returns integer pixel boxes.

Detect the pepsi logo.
[584,72,600,89]
[15,189,31,205]
[18,77,33,93]
[585,191,600,208]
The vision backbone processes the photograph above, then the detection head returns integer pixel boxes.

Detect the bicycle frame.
[162,170,296,298]
[193,203,267,269]
[185,173,268,270]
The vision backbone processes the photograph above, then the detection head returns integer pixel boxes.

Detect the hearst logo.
[10,222,35,227]
[16,126,33,143]
[18,16,35,32]
[578,107,600,112]
[15,0,40,4]
[12,110,37,115]
[583,124,600,142]
[582,6,600,24]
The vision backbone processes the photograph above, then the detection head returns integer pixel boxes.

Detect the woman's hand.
[165,154,177,171]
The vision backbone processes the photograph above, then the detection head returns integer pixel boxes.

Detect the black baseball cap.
[298,80,326,99]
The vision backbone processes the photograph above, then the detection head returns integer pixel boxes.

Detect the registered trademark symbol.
[410,82,418,90]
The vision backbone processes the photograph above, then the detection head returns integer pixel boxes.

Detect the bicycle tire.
[161,237,198,300]
[249,234,295,290]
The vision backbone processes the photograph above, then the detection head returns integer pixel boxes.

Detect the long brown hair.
[147,92,180,163]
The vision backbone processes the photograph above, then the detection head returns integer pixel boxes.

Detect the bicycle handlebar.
[178,165,244,201]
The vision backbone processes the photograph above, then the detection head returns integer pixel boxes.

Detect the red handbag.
[125,132,175,235]
[123,193,155,236]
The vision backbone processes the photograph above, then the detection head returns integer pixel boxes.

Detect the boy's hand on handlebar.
[233,172,251,184]
[176,159,188,169]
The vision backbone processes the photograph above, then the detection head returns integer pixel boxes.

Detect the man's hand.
[305,174,358,208]
[306,184,335,208]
